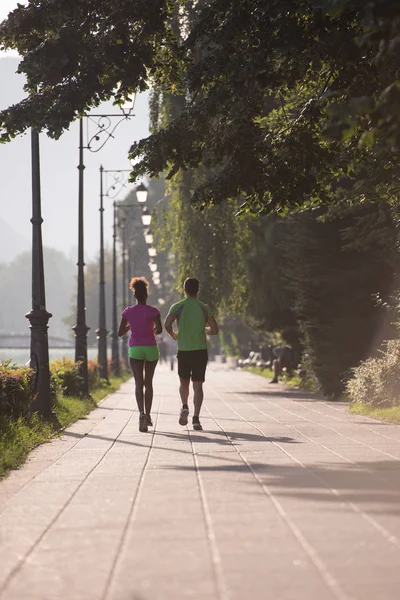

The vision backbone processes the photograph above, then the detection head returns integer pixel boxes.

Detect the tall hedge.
[282,203,398,397]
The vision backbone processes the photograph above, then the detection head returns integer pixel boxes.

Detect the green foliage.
[155,170,252,314]
[87,359,100,391]
[350,402,400,424]
[347,339,400,408]
[50,358,83,397]
[244,215,300,348]
[0,413,53,477]
[0,361,35,417]
[2,1,400,214]
[281,203,398,397]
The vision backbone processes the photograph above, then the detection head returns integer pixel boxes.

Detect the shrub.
[346,339,400,407]
[87,359,100,390]
[0,361,35,417]
[50,358,82,397]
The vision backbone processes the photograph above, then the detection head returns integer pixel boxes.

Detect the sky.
[0,1,150,262]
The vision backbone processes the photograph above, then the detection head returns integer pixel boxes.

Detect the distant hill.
[0,216,29,262]
[0,246,75,339]
[0,57,29,263]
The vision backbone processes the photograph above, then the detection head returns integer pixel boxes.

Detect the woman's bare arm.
[118,317,130,337]
[154,314,163,335]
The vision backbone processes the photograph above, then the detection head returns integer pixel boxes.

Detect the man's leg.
[177,351,191,426]
[193,381,204,417]
[179,377,190,405]
[179,377,190,425]
[191,350,207,430]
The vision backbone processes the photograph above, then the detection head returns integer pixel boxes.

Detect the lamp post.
[120,211,129,368]
[96,165,108,382]
[73,98,136,395]
[116,187,149,368]
[25,130,53,417]
[111,200,120,376]
[99,169,146,376]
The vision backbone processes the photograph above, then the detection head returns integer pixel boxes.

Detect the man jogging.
[165,277,219,431]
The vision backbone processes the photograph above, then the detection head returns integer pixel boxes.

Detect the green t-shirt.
[169,297,213,351]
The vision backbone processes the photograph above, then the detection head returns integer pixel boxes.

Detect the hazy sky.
[0,1,151,262]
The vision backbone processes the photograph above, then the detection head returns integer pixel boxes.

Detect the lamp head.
[135,182,148,203]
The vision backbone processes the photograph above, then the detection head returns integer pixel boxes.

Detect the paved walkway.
[1,364,400,600]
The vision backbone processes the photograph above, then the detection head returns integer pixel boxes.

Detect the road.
[1,364,400,600]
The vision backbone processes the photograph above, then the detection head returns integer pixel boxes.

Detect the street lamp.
[98,167,137,379]
[25,130,53,417]
[135,182,148,204]
[144,229,153,245]
[141,207,152,227]
[115,185,149,368]
[73,98,136,396]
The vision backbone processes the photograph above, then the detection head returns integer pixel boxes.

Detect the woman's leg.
[130,358,144,413]
[144,360,158,416]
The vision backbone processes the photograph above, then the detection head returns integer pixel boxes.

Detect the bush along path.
[346,339,400,424]
[0,358,130,479]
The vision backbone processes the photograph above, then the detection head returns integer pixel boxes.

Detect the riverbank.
[0,347,98,366]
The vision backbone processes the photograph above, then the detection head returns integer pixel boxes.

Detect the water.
[0,347,98,367]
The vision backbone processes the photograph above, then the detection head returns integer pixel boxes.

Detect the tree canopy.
[1,1,400,212]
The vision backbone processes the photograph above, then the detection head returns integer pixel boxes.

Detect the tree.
[1,1,400,213]
[281,202,399,397]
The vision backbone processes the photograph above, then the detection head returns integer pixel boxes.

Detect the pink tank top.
[121,304,160,347]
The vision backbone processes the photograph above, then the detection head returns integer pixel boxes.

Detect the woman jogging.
[118,277,162,432]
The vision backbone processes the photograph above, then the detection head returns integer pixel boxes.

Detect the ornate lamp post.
[25,130,53,417]
[116,186,149,368]
[73,98,136,395]
[112,199,120,376]
[96,165,108,382]
[98,170,147,376]
[96,169,149,376]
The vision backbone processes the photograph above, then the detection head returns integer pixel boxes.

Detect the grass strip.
[0,374,130,480]
[244,366,303,388]
[349,402,400,424]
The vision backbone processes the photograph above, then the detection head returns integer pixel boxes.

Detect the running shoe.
[146,415,153,427]
[179,406,189,426]
[139,414,148,432]
[192,416,203,431]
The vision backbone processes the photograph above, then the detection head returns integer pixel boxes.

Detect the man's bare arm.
[205,316,219,336]
[164,312,178,340]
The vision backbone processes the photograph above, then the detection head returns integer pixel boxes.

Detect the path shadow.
[163,458,400,513]
[238,389,323,401]
[155,430,298,445]
[61,424,297,461]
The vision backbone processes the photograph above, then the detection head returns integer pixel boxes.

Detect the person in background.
[118,277,162,432]
[270,345,296,384]
[164,277,219,431]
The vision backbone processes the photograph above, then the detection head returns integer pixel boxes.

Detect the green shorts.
[128,346,159,362]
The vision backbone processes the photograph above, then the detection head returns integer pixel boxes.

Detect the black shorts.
[177,350,208,382]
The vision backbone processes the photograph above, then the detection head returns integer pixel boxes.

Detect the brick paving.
[1,363,400,600]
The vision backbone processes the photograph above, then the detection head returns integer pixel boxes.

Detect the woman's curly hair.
[129,276,149,301]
